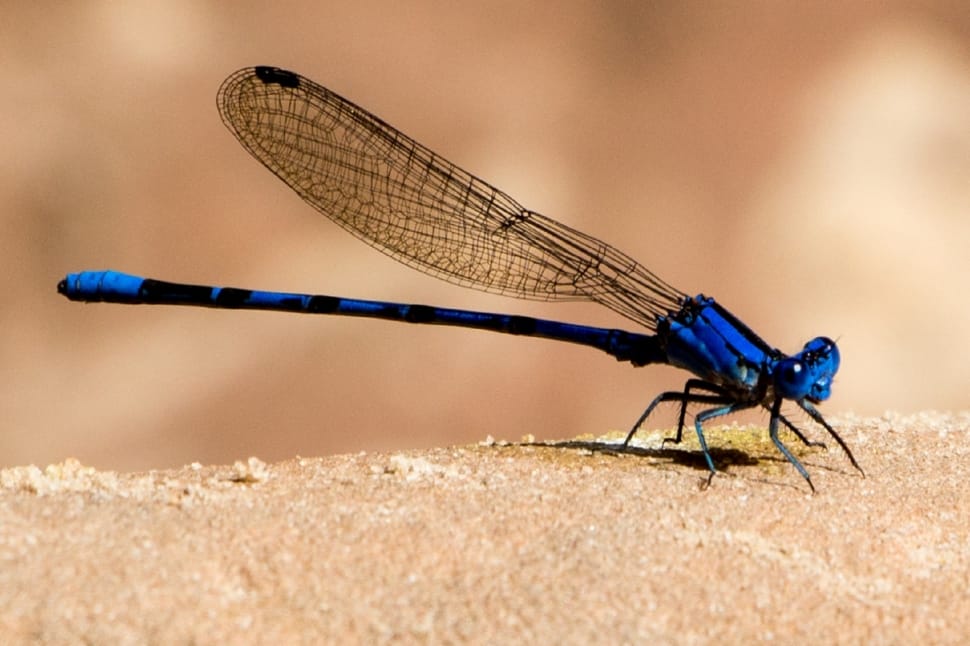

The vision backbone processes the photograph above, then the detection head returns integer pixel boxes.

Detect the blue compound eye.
[804,336,839,372]
[774,337,840,401]
[775,357,811,399]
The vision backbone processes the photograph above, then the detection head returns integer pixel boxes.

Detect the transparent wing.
[217,66,685,329]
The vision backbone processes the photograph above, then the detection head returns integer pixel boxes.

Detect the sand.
[2,412,967,644]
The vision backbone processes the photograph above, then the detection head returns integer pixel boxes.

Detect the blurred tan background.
[2,1,969,470]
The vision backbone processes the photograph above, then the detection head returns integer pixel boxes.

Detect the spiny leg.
[798,401,866,478]
[670,380,730,446]
[623,380,731,447]
[778,414,827,449]
[767,397,815,492]
[693,401,758,487]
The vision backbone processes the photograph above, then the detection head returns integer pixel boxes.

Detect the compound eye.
[804,336,839,372]
[775,358,811,399]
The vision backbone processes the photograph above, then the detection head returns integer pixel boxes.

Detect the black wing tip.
[254,66,300,88]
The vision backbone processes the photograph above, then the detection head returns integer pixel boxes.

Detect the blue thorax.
[659,295,839,405]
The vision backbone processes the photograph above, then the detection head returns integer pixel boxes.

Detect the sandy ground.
[1,411,967,644]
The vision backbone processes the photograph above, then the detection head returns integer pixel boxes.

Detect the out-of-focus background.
[2,2,969,470]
